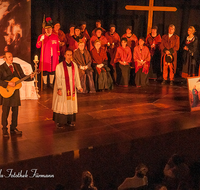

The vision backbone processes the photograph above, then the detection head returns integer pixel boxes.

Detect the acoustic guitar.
[0,69,40,98]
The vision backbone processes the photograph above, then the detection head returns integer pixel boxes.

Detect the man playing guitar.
[0,52,34,137]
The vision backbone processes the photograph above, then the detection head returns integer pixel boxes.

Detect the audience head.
[170,154,185,166]
[75,26,81,36]
[81,171,95,189]
[188,26,196,36]
[81,21,87,31]
[121,37,127,48]
[168,24,175,34]
[110,24,116,34]
[78,40,85,51]
[64,49,73,62]
[135,163,148,178]
[155,184,168,190]
[126,26,132,34]
[138,37,145,46]
[54,21,61,31]
[94,39,101,50]
[96,20,102,28]
[95,28,102,37]
[151,25,158,36]
[69,24,75,35]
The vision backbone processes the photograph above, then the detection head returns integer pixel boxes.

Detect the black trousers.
[1,106,18,131]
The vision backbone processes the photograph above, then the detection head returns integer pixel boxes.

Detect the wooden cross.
[125,0,177,35]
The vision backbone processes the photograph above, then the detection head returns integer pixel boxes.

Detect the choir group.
[36,18,198,91]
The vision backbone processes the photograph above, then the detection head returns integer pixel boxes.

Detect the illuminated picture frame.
[187,76,200,111]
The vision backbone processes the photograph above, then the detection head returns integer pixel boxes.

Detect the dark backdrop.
[31,0,200,73]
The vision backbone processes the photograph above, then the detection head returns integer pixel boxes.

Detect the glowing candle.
[34,55,38,61]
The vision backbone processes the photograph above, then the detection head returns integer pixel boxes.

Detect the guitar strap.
[13,63,22,79]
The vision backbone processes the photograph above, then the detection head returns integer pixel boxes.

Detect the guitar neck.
[15,74,31,85]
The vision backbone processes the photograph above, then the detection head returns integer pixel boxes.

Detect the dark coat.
[0,62,30,106]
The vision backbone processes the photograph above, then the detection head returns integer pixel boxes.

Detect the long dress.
[52,61,81,124]
[146,33,161,79]
[114,46,132,86]
[134,45,151,86]
[90,47,113,90]
[182,35,198,78]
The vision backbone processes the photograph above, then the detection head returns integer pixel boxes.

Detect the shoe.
[170,81,173,86]
[10,128,22,135]
[56,123,64,128]
[67,122,75,127]
[3,129,9,138]
[49,83,54,89]
[161,80,166,85]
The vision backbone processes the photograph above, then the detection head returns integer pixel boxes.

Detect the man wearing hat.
[146,25,162,80]
[105,24,120,82]
[90,27,108,51]
[160,24,180,85]
[91,20,106,36]
[36,17,60,89]
[53,21,67,57]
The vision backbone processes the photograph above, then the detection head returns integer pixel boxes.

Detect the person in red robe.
[53,21,67,58]
[90,28,108,51]
[134,37,151,87]
[90,40,113,91]
[91,20,106,36]
[66,24,75,51]
[160,24,180,86]
[80,21,90,50]
[122,26,138,54]
[36,17,60,89]
[67,26,86,52]
[146,25,162,80]
[114,38,132,87]
[105,24,120,82]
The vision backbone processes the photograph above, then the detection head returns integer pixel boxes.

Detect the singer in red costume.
[90,28,108,51]
[53,21,67,58]
[134,37,151,87]
[114,38,132,87]
[36,17,60,89]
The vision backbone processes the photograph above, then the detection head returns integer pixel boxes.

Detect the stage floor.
[0,81,200,166]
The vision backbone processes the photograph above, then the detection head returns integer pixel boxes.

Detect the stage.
[1,81,200,190]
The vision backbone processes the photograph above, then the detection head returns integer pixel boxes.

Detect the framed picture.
[187,76,200,111]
